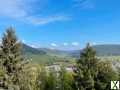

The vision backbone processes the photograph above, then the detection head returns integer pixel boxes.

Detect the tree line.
[0,27,119,90]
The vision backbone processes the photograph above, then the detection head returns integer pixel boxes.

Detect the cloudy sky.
[0,0,120,50]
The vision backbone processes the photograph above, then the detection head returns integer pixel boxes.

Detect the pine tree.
[74,43,98,90]
[45,69,57,90]
[36,66,47,90]
[0,27,25,89]
[74,43,118,90]
[59,66,76,90]
[95,61,118,90]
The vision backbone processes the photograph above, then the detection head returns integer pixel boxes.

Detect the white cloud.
[22,39,26,43]
[49,47,55,50]
[92,42,97,45]
[0,0,27,18]
[0,0,70,25]
[72,42,79,46]
[27,15,69,25]
[73,0,95,9]
[51,43,57,47]
[30,44,38,48]
[63,43,68,46]
[27,43,41,48]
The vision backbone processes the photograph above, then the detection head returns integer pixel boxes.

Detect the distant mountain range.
[22,44,46,55]
[93,44,120,56]
[66,44,120,58]
[22,44,120,57]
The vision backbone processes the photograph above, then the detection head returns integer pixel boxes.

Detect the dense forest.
[0,27,119,90]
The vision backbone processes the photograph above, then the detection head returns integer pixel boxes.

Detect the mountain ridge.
[22,44,120,57]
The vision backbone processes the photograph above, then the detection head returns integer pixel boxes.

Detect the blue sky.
[0,0,120,50]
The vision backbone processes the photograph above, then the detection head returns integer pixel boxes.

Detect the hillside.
[22,44,120,57]
[22,44,46,55]
[38,48,71,57]
[22,44,75,64]
[22,44,120,64]
[70,44,120,57]
[93,44,120,56]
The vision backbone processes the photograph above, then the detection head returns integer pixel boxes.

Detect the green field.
[25,53,76,65]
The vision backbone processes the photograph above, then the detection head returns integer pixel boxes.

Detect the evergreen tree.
[59,66,76,90]
[74,43,118,90]
[74,43,98,90]
[36,66,47,90]
[95,61,118,90]
[36,66,57,90]
[0,27,25,89]
[45,69,57,90]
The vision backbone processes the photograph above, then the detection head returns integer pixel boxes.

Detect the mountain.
[22,44,75,64]
[22,44,120,58]
[93,44,120,56]
[21,44,120,64]
[38,48,71,57]
[22,44,46,55]
[22,44,66,56]
[69,44,120,57]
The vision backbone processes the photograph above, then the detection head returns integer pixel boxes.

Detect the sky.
[0,0,120,50]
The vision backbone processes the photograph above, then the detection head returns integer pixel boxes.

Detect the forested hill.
[22,44,120,57]
[22,44,46,55]
[67,44,120,57]
[93,44,120,56]
[70,44,120,57]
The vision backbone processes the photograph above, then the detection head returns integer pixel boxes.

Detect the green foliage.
[95,61,118,90]
[59,66,76,90]
[46,71,57,90]
[0,27,119,90]
[28,54,75,65]
[36,66,47,90]
[36,66,57,90]
[74,43,118,90]
[0,28,26,89]
[35,65,76,90]
[19,64,38,90]
[74,43,98,90]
